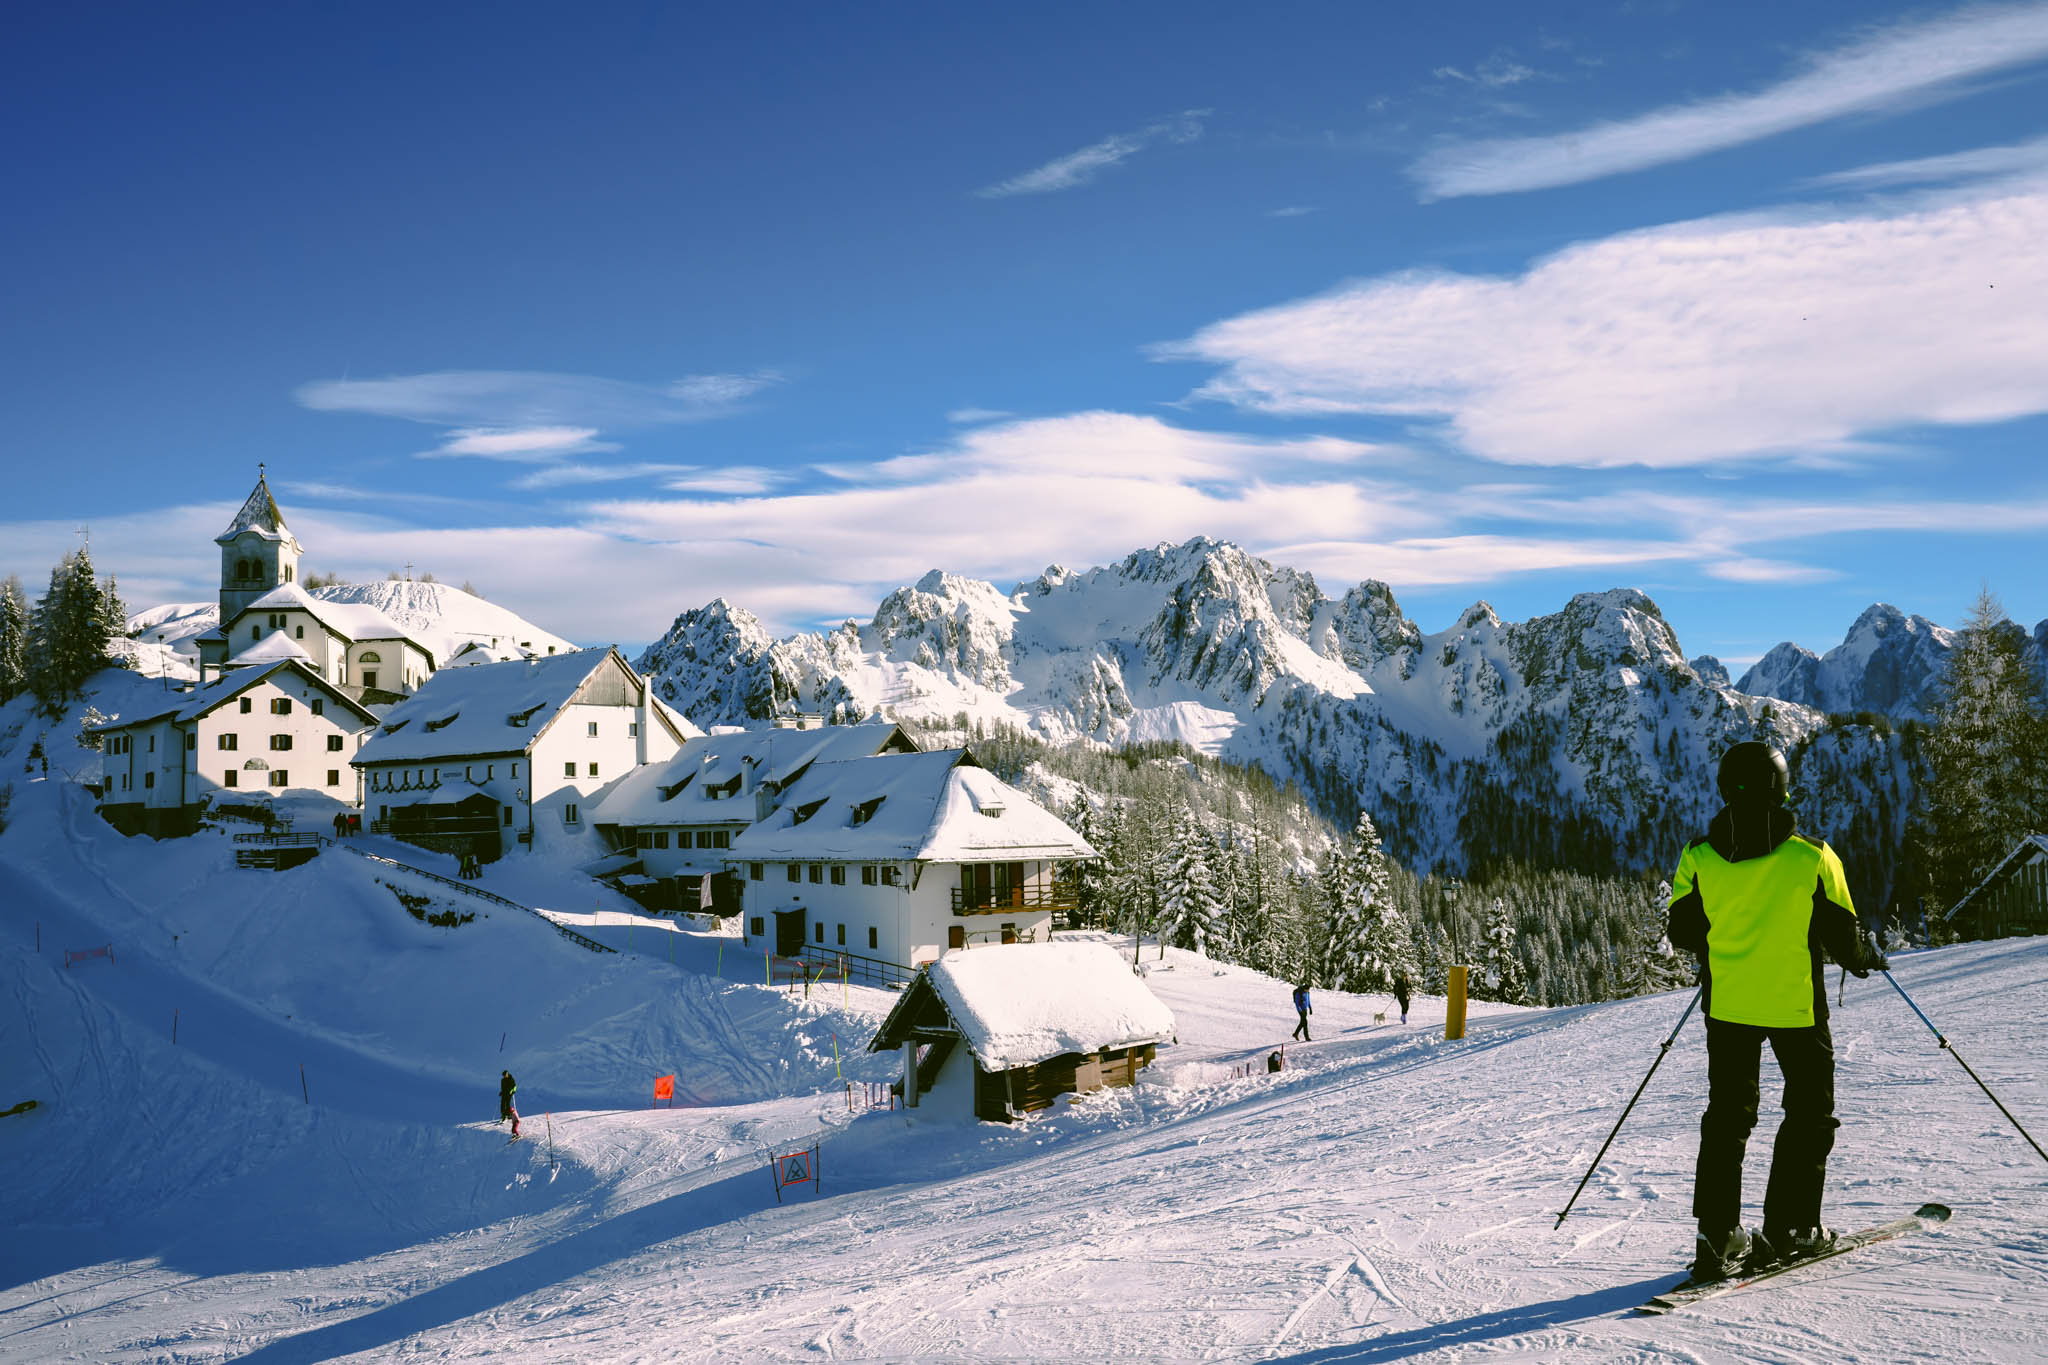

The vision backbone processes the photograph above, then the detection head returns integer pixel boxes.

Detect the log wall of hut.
[971,1044,1156,1123]
[1975,859,2048,939]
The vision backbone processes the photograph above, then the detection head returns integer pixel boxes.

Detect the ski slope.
[3,700,2045,1361]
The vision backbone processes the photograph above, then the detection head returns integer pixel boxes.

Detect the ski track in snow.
[2,727,2046,1360]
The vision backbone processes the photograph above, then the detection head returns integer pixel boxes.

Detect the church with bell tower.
[214,464,301,623]
[193,469,435,697]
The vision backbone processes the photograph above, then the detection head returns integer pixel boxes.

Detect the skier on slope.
[499,1069,520,1138]
[1666,741,1886,1280]
[1291,983,1312,1042]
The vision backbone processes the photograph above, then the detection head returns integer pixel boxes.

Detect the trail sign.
[767,1142,821,1203]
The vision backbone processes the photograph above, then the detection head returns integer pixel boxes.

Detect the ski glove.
[1850,930,1888,978]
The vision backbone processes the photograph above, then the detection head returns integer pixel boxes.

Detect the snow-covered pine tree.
[1924,588,2048,907]
[95,570,129,671]
[1322,811,1411,993]
[1068,801,1114,929]
[0,575,27,703]
[1160,808,1228,957]
[26,558,69,710]
[1479,896,1530,1005]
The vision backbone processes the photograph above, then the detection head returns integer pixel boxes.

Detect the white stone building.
[352,647,696,861]
[726,748,1095,977]
[588,721,918,913]
[94,659,381,836]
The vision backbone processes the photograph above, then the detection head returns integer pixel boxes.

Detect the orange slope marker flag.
[653,1074,676,1109]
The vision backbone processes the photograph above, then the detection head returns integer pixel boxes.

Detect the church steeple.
[216,465,303,624]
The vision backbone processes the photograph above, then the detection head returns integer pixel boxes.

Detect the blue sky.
[4,1,2046,665]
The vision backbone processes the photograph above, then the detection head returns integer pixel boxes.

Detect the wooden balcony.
[950,885,1077,916]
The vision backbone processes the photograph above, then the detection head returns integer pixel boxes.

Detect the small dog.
[1373,1012,1386,1024]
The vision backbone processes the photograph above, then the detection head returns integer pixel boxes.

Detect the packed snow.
[3,683,2046,1363]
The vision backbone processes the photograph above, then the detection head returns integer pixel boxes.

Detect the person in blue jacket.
[1291,983,1312,1041]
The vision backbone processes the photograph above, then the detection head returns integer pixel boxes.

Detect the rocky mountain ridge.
[636,537,1849,884]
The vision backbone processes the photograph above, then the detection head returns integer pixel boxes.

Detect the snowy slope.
[639,538,1826,878]
[5,788,2042,1365]
[126,580,576,665]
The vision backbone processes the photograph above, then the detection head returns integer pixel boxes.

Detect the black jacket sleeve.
[1667,886,1708,960]
[1811,878,1877,975]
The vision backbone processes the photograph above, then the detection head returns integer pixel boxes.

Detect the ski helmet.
[1717,741,1788,807]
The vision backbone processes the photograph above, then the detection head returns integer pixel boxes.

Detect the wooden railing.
[793,945,915,987]
[950,885,1077,915]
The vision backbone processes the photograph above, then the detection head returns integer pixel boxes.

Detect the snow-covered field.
[3,691,2045,1362]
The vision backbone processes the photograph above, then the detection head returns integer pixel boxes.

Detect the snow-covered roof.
[237,583,430,661]
[727,749,1096,863]
[351,647,676,766]
[215,472,298,547]
[91,660,380,731]
[225,632,315,667]
[877,943,1176,1070]
[589,722,914,828]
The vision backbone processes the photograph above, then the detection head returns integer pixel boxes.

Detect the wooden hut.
[869,942,1175,1123]
[1945,834,2048,940]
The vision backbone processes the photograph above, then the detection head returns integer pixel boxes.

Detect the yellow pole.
[765,950,771,987]
[1446,965,1468,1041]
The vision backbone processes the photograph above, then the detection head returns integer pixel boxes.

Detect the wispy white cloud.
[975,110,1209,198]
[510,462,694,491]
[419,426,618,462]
[659,468,786,495]
[1411,3,2048,198]
[1433,52,1539,88]
[1159,180,2048,466]
[297,369,781,428]
[14,415,2048,644]
[1267,205,1320,218]
[947,407,1014,425]
[1807,132,2048,189]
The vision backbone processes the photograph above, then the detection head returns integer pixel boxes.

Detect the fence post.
[1446,965,1469,1041]
[299,1063,309,1104]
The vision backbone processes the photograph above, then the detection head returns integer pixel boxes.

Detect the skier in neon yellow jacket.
[1666,741,1885,1279]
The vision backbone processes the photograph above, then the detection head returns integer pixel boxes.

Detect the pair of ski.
[1637,1203,1951,1314]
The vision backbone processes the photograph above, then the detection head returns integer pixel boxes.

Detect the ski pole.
[1881,969,2047,1166]
[1555,984,1703,1229]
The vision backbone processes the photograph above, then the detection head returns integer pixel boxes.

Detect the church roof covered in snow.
[226,632,316,667]
[215,471,299,547]
[727,749,1095,864]
[872,942,1176,1070]
[589,721,916,828]
[351,647,696,765]
[235,583,430,659]
[90,660,379,731]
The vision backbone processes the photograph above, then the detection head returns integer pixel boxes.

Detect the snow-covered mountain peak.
[868,571,1018,690]
[1739,602,1954,721]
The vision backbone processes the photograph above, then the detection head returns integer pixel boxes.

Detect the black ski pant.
[1292,1010,1311,1041]
[1694,1017,1839,1236]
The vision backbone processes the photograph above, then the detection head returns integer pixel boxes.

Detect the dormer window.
[850,797,885,827]
[659,771,698,801]
[790,798,828,825]
[507,703,544,727]
[707,774,742,800]
[381,718,410,736]
[423,712,459,733]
